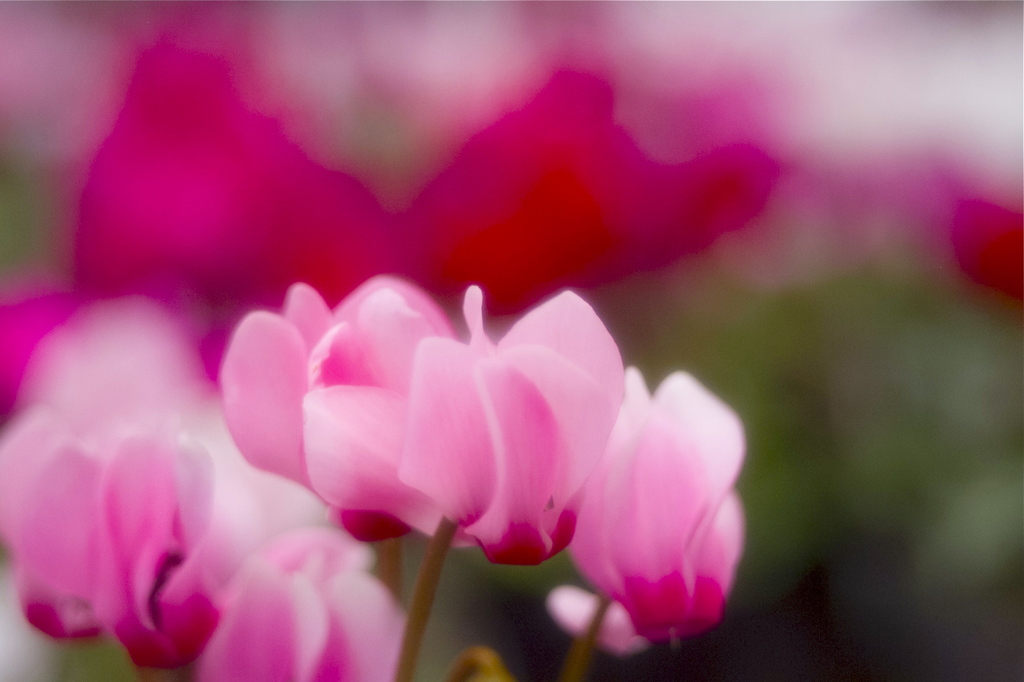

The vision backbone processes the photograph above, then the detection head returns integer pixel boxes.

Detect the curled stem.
[394,517,459,682]
[557,593,612,682]
[444,646,517,682]
[376,537,404,602]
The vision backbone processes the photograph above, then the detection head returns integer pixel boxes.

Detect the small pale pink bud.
[546,585,649,657]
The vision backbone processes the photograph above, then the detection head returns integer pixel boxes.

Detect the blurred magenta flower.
[546,585,649,657]
[221,276,452,541]
[400,285,624,565]
[197,527,403,682]
[408,70,779,312]
[76,43,393,309]
[0,284,79,417]
[0,298,325,667]
[570,368,745,641]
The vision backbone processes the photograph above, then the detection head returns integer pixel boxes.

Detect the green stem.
[394,517,459,682]
[137,664,193,682]
[376,537,404,603]
[443,646,517,682]
[557,593,612,682]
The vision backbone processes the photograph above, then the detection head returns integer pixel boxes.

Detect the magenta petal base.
[620,573,725,643]
[480,510,577,566]
[25,600,102,640]
[482,523,549,566]
[337,509,412,542]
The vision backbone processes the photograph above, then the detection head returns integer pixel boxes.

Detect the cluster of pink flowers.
[222,276,628,566]
[0,276,746,678]
[0,298,391,675]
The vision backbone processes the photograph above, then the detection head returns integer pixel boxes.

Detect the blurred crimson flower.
[408,70,779,312]
[952,198,1023,302]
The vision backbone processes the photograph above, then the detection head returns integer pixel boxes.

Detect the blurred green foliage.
[0,154,51,271]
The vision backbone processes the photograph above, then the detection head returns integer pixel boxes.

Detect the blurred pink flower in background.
[197,527,403,682]
[0,300,218,663]
[221,276,451,541]
[15,298,209,429]
[0,298,325,667]
[677,3,1023,299]
[570,368,745,641]
[400,286,624,565]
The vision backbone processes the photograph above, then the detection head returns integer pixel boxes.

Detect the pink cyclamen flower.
[221,276,454,541]
[546,585,649,657]
[0,299,217,665]
[197,527,404,682]
[0,297,325,667]
[399,285,625,565]
[570,367,745,642]
[0,405,219,667]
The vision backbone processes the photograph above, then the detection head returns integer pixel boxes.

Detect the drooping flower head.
[0,299,216,665]
[399,285,625,564]
[221,276,453,541]
[569,367,745,641]
[0,297,325,667]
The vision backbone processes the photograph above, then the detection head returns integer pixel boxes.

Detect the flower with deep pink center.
[0,297,325,667]
[398,285,624,565]
[0,409,218,664]
[221,276,454,541]
[569,367,745,641]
